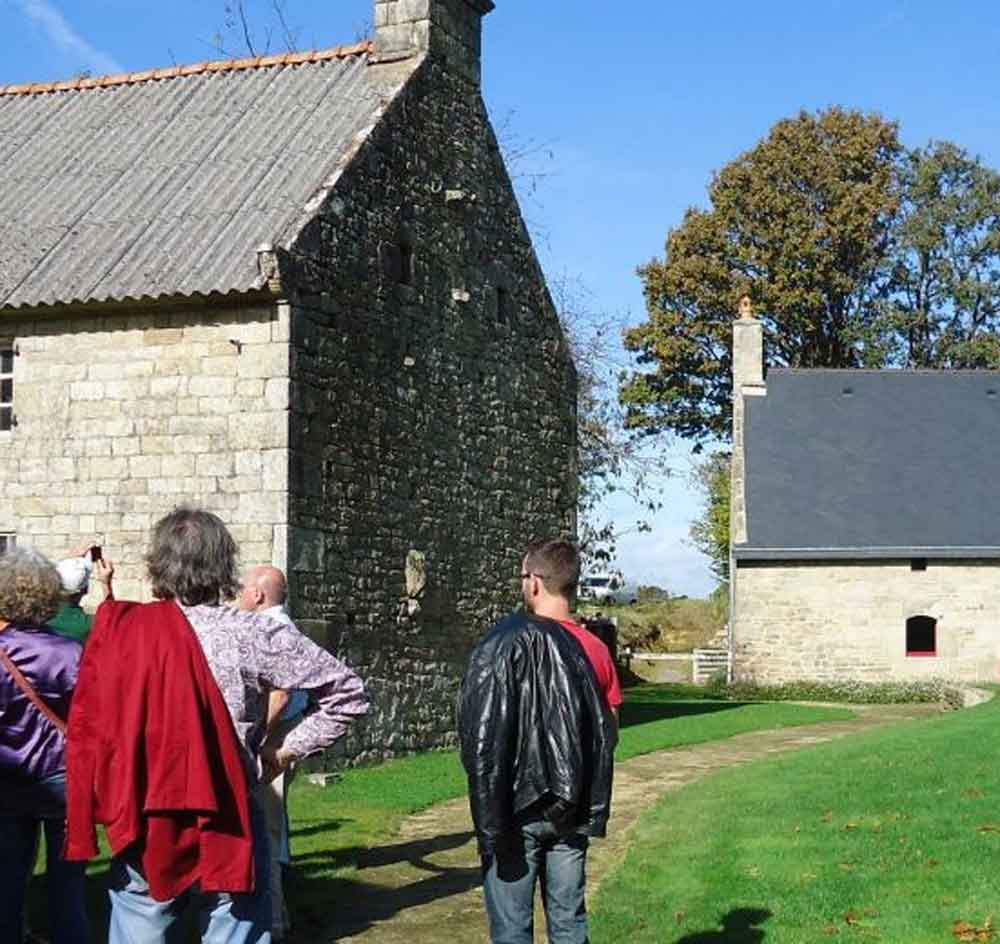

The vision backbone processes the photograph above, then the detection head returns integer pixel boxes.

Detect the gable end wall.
[280,56,577,763]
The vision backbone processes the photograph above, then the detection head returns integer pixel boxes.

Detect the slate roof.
[737,369,1000,559]
[0,43,394,311]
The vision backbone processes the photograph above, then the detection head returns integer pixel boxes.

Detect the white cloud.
[16,0,123,76]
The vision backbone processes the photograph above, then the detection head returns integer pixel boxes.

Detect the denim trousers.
[0,770,90,944]
[482,819,589,944]
[108,799,272,944]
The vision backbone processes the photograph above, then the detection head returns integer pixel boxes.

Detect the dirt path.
[321,703,939,943]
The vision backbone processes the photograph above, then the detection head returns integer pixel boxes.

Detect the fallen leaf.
[963,788,985,800]
[674,910,687,924]
[864,908,880,918]
[953,917,996,941]
[845,911,860,925]
[977,824,1000,833]
[822,810,834,822]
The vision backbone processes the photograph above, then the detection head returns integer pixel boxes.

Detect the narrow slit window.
[906,615,937,657]
[497,287,509,325]
[0,347,13,432]
[0,533,16,554]
[911,558,928,572]
[399,242,414,286]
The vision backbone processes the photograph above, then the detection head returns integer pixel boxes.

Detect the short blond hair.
[0,547,64,626]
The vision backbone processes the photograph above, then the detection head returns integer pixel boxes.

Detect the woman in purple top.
[0,547,89,944]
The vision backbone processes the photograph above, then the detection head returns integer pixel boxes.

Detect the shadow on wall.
[676,908,772,943]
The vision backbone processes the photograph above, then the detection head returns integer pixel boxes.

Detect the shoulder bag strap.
[0,622,68,734]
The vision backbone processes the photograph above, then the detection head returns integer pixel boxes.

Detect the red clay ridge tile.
[0,41,373,97]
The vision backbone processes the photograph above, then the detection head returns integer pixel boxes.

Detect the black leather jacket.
[457,611,617,854]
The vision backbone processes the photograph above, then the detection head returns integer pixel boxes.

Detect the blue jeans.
[482,819,589,944]
[0,771,90,944]
[108,800,272,944]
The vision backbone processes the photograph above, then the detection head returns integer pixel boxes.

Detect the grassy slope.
[593,696,1000,943]
[583,597,726,653]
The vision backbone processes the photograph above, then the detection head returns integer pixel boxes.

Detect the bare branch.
[237,0,257,56]
[272,0,299,52]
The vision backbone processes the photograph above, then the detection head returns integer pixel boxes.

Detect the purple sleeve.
[254,618,369,758]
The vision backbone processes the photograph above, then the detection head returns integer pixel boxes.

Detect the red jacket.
[65,599,253,901]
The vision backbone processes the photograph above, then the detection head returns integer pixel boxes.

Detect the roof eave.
[0,287,281,320]
[734,546,1000,561]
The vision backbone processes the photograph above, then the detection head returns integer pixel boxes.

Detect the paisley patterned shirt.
[179,604,368,779]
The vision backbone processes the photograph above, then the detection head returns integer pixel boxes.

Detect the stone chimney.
[374,0,495,85]
[730,295,766,547]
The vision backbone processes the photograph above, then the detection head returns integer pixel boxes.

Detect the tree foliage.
[886,141,1000,367]
[689,451,730,581]
[621,108,1000,447]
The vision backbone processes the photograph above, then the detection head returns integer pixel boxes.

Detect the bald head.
[237,565,287,612]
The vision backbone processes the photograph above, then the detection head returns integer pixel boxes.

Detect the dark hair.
[146,507,240,606]
[524,538,580,600]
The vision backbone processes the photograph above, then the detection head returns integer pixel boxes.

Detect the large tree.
[621,107,903,446]
[622,109,1000,449]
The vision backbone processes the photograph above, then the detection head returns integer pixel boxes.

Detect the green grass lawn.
[26,684,850,941]
[592,694,1000,943]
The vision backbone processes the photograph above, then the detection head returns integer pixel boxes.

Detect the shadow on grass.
[288,830,480,940]
[676,907,771,943]
[621,700,745,729]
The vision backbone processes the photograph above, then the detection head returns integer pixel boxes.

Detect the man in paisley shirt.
[237,563,322,941]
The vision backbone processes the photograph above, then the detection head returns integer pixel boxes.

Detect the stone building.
[0,0,577,761]
[730,305,1000,684]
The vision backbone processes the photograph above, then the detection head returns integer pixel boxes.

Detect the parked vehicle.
[579,572,638,605]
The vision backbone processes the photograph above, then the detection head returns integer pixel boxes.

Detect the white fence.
[692,648,731,685]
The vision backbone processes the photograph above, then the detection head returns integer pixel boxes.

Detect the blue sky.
[4,0,1000,595]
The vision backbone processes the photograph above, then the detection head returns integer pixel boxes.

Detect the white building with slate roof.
[730,307,1000,683]
[0,0,578,762]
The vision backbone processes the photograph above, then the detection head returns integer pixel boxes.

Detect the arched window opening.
[906,615,937,657]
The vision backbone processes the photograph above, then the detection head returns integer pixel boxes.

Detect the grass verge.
[592,694,997,943]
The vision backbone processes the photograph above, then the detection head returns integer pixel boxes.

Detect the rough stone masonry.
[0,0,577,765]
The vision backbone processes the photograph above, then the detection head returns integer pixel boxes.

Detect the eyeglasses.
[520,572,549,580]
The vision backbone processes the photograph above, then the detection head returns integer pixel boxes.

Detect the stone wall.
[279,55,577,764]
[0,301,290,601]
[733,559,1000,683]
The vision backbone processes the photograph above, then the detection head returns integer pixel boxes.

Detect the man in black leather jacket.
[458,539,617,944]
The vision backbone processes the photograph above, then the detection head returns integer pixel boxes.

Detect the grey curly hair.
[0,547,64,626]
[146,506,240,606]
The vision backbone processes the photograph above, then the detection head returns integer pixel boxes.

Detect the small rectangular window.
[0,346,12,432]
[0,533,16,554]
[911,558,928,572]
[906,615,937,657]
